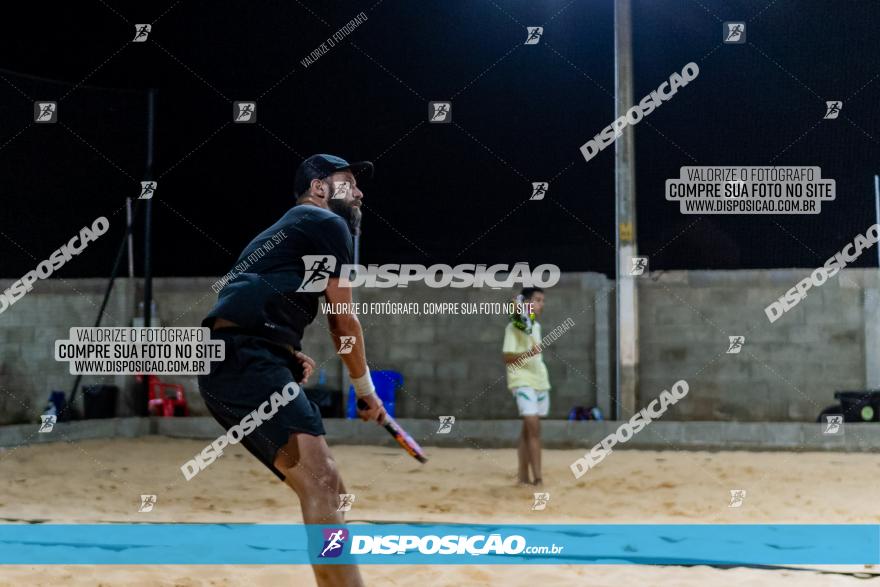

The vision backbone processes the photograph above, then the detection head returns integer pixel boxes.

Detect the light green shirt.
[503,321,550,391]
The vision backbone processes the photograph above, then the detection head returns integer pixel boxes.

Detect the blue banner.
[0,524,877,565]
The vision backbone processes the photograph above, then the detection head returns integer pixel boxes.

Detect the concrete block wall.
[298,273,608,419]
[0,277,220,425]
[0,269,875,424]
[0,278,133,423]
[638,269,873,422]
[0,274,608,424]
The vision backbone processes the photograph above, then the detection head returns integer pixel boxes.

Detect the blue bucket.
[347,370,402,418]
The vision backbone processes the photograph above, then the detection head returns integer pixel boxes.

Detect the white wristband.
[352,368,376,398]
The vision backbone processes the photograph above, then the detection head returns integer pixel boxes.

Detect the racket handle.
[356,398,428,463]
[356,397,387,426]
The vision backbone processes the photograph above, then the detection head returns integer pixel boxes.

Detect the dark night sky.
[0,0,878,279]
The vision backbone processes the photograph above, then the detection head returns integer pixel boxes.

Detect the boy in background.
[502,287,549,486]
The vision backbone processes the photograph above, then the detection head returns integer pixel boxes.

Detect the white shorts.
[512,387,549,417]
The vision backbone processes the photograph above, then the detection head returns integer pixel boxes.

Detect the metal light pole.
[614,0,639,419]
[138,88,157,416]
[874,175,879,269]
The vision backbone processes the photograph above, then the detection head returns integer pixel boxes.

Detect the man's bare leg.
[517,420,530,484]
[274,433,364,587]
[523,415,542,485]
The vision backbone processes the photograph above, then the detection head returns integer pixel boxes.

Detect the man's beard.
[328,198,362,236]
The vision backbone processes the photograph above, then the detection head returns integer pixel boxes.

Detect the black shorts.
[197,329,325,480]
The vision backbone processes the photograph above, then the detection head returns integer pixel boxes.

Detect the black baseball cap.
[294,154,374,196]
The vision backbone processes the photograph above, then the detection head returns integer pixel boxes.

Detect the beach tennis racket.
[357,398,428,463]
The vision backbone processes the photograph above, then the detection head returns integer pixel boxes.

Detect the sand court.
[1,437,877,585]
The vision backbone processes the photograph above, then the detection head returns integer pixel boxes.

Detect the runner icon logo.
[298,255,337,292]
[337,494,356,512]
[824,101,842,119]
[437,416,455,434]
[823,415,843,435]
[319,528,349,558]
[726,336,745,354]
[35,102,57,123]
[728,489,746,508]
[630,257,648,276]
[524,27,543,45]
[530,182,548,200]
[429,102,451,123]
[133,24,151,42]
[139,494,157,512]
[233,102,257,123]
[337,336,356,355]
[139,181,157,200]
[723,22,745,43]
[38,415,56,433]
[531,492,550,511]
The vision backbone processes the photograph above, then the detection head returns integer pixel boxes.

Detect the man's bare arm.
[324,276,386,422]
[324,277,368,377]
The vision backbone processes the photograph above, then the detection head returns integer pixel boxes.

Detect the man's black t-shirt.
[203,205,353,350]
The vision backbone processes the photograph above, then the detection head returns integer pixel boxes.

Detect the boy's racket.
[357,398,428,463]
